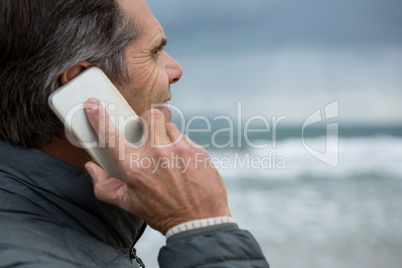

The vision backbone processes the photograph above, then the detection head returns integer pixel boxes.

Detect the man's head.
[0,0,182,148]
[111,0,183,125]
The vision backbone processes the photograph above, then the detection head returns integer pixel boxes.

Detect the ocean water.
[136,126,402,268]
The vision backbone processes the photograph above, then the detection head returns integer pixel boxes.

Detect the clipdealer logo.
[302,100,339,167]
[62,100,340,169]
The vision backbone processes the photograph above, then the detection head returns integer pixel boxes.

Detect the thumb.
[85,161,126,206]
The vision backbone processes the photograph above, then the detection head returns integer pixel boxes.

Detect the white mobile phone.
[48,66,142,180]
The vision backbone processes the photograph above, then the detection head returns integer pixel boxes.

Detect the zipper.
[130,247,146,268]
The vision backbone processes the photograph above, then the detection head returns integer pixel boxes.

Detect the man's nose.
[165,53,183,84]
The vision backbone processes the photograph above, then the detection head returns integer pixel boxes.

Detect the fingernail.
[85,98,99,112]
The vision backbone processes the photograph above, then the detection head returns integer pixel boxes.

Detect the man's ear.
[59,61,92,85]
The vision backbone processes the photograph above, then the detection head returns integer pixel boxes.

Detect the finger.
[165,122,203,150]
[85,161,126,206]
[141,109,170,145]
[165,122,184,144]
[85,161,110,185]
[160,106,172,123]
[184,135,204,149]
[85,98,128,161]
[149,103,172,124]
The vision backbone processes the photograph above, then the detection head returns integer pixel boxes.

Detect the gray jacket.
[0,140,269,267]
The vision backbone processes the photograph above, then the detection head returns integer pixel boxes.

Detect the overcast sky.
[147,0,402,124]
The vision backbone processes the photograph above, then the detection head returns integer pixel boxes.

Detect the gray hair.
[0,0,140,147]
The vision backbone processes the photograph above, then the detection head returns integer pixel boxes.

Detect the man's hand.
[84,98,231,235]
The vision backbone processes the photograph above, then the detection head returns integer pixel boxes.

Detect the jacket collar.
[0,139,145,249]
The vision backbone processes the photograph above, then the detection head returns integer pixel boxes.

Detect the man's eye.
[152,46,165,57]
[153,48,162,56]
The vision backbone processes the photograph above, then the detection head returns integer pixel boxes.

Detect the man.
[0,0,269,267]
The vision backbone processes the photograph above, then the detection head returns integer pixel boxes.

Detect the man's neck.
[38,137,91,171]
